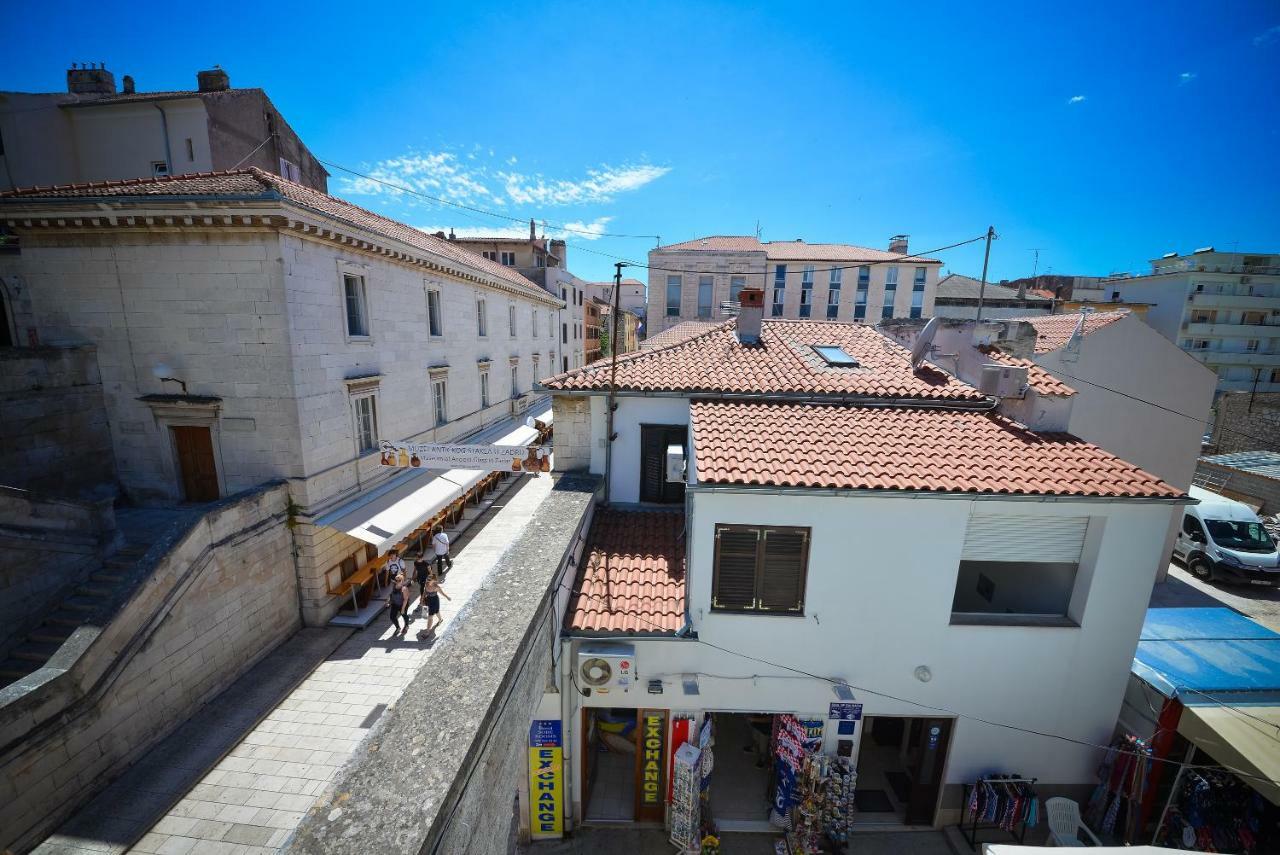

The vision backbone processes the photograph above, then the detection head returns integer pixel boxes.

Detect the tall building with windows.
[1098,247,1280,394]
[645,234,940,335]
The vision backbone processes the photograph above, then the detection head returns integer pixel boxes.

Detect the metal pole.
[602,262,624,506]
[1152,744,1192,845]
[975,225,996,322]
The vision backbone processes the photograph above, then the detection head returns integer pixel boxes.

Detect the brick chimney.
[736,287,765,344]
[66,63,116,95]
[197,67,230,92]
[888,234,909,254]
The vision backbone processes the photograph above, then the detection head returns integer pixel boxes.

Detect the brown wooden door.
[172,426,220,502]
[905,717,952,825]
[639,425,686,504]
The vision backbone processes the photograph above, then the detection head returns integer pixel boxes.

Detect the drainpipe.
[152,103,173,176]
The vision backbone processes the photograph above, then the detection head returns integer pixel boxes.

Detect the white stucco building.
[646,234,940,335]
[1096,247,1280,394]
[532,294,1187,835]
[0,168,563,625]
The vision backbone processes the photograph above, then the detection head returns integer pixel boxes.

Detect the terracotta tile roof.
[936,273,1051,302]
[690,400,1183,498]
[639,320,722,350]
[656,235,940,263]
[978,346,1076,397]
[566,509,685,635]
[541,318,986,401]
[0,169,556,304]
[1011,311,1129,354]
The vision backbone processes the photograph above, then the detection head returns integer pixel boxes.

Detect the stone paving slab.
[35,627,352,855]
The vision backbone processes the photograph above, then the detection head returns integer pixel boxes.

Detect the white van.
[1173,486,1280,585]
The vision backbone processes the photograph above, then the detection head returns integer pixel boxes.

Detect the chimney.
[888,234,909,254]
[736,287,764,345]
[1017,278,1027,300]
[433,231,446,239]
[122,74,135,94]
[66,62,116,95]
[529,218,536,241]
[196,67,230,92]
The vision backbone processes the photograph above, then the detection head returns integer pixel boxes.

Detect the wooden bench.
[329,556,393,614]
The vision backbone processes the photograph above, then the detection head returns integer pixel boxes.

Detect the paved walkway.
[42,474,550,855]
[1150,560,1280,632]
[519,827,958,855]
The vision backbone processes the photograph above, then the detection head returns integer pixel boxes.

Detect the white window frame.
[510,359,520,397]
[341,270,371,340]
[479,366,491,408]
[500,251,517,266]
[482,251,498,262]
[427,287,443,338]
[477,297,488,337]
[886,266,899,286]
[348,385,380,456]
[430,374,449,426]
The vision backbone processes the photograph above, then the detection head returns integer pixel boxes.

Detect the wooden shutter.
[640,428,664,503]
[759,528,809,612]
[713,526,760,610]
[962,515,1089,563]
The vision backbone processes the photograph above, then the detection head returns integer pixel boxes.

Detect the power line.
[318,158,662,241]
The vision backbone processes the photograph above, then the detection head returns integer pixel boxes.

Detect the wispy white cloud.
[1179,71,1197,84]
[1067,95,1087,105]
[340,150,669,211]
[416,216,616,242]
[1254,24,1280,46]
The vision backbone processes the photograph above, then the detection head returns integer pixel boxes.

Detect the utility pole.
[975,226,997,322]
[602,262,625,506]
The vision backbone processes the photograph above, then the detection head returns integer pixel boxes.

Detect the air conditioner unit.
[510,395,530,417]
[577,643,636,695]
[978,364,1028,398]
[665,445,686,483]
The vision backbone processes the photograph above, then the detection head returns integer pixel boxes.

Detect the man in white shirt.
[383,548,406,587]
[432,528,452,577]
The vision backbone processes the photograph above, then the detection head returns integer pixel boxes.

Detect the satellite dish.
[910,317,940,369]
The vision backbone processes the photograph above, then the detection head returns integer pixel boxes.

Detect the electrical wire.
[231,133,276,169]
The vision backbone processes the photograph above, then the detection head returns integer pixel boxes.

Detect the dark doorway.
[0,285,12,347]
[904,718,952,825]
[639,424,686,504]
[172,426,220,502]
[856,716,953,826]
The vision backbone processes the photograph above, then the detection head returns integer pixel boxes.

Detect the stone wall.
[550,395,591,472]
[1210,391,1280,456]
[0,482,300,852]
[0,345,115,497]
[1196,459,1280,515]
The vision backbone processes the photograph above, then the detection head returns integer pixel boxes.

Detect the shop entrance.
[708,713,775,826]
[581,708,636,821]
[855,716,952,826]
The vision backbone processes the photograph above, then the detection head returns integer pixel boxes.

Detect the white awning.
[1178,702,1280,806]
[314,406,552,554]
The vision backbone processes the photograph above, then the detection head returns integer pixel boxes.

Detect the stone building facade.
[0,168,563,625]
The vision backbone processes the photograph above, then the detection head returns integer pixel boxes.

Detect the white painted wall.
[586,396,692,503]
[68,100,213,181]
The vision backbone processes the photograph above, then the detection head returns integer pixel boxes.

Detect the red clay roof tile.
[978,346,1076,397]
[566,509,686,635]
[639,320,722,351]
[690,400,1183,498]
[1011,311,1129,353]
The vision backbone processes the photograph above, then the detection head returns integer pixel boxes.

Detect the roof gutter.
[686,483,1192,504]
[535,386,998,410]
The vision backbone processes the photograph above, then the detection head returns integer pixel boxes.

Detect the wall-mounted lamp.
[914,666,933,683]
[681,674,700,696]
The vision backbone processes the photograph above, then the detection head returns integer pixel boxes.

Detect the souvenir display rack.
[960,775,1040,848]
[670,744,701,853]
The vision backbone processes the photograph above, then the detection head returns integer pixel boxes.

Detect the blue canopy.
[1132,607,1280,699]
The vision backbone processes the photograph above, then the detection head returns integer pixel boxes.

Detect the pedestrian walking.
[383,548,406,588]
[413,554,432,615]
[422,573,451,635]
[387,572,411,636]
[431,527,453,576]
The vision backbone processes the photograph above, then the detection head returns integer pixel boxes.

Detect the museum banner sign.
[379,440,550,473]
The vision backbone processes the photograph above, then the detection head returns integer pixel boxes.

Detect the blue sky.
[4,1,1279,283]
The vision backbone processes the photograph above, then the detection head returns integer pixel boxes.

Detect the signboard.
[636,709,668,821]
[528,720,563,839]
[379,440,550,473]
[829,702,863,721]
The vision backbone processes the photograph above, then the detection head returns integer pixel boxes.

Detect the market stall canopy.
[1177,703,1280,806]
[1132,607,1280,698]
[314,406,551,554]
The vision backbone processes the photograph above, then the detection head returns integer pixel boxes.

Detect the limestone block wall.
[1211,391,1280,456]
[550,395,591,472]
[0,483,300,852]
[0,344,116,497]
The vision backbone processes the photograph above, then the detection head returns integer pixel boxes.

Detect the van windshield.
[1205,519,1276,553]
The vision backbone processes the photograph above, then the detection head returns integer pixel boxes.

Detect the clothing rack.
[960,776,1039,849]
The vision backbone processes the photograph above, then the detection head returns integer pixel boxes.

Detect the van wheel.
[1189,558,1214,582]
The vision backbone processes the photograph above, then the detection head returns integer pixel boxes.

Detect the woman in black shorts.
[387,573,411,636]
[422,573,451,634]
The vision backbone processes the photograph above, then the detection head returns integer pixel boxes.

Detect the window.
[812,345,859,366]
[483,251,498,262]
[886,266,899,286]
[500,251,516,267]
[1192,339,1209,350]
[509,303,517,336]
[532,309,539,338]
[881,301,895,319]
[343,273,370,338]
[698,275,713,319]
[772,265,787,317]
[185,138,195,161]
[910,289,924,319]
[427,289,443,337]
[352,394,378,454]
[532,354,541,380]
[563,356,568,372]
[511,363,520,397]
[1247,339,1260,352]
[562,322,568,344]
[729,275,746,304]
[799,265,815,318]
[1182,514,1207,540]
[951,515,1088,624]
[432,378,448,425]
[480,368,490,408]
[151,160,169,178]
[914,266,926,286]
[666,275,682,317]
[857,265,870,287]
[278,157,300,182]
[854,304,867,320]
[477,298,487,336]
[882,266,898,319]
[712,524,810,613]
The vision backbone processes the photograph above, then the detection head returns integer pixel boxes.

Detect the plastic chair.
[1046,797,1101,847]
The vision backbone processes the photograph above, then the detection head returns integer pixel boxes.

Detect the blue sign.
[530,719,562,747]
[829,702,863,721]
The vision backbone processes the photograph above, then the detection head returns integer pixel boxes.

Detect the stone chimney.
[196,67,230,92]
[1017,278,1027,300]
[122,74,135,94]
[736,287,765,344]
[529,218,536,241]
[66,63,116,95]
[888,234,909,254]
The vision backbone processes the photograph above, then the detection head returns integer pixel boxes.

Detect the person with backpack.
[387,572,411,636]
[431,527,453,577]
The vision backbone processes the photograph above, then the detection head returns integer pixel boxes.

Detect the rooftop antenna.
[910,317,940,370]
[1028,248,1046,279]
[755,220,762,240]
[1063,305,1095,357]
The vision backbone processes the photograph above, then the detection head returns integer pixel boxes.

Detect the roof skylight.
[812,345,860,367]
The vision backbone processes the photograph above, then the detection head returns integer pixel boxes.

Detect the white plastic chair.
[1046,797,1101,847]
